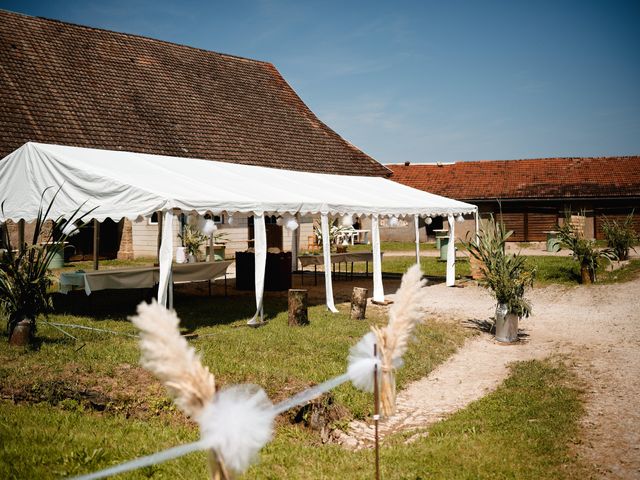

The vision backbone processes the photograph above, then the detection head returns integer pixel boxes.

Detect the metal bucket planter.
[495,303,519,343]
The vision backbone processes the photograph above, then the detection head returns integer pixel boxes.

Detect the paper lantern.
[340,214,354,227]
[201,219,217,236]
[275,216,284,227]
[425,217,433,225]
[227,214,234,225]
[388,216,399,227]
[285,216,299,231]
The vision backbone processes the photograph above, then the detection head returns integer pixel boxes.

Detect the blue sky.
[2,0,639,163]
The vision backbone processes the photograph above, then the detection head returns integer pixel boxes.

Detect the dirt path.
[337,275,640,479]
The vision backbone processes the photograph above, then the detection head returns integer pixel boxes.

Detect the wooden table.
[297,252,381,285]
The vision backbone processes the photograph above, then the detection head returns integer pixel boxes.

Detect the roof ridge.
[0,8,273,66]
[386,155,640,167]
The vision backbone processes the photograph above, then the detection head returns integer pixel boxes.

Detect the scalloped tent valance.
[0,143,476,223]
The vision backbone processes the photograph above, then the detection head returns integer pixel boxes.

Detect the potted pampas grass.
[464,216,535,343]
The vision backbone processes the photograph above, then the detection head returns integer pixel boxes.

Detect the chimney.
[404,161,410,166]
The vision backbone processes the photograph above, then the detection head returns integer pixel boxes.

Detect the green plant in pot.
[464,216,535,343]
[0,189,92,346]
[179,224,207,262]
[555,213,617,284]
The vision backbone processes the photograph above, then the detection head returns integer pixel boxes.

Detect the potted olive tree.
[465,216,535,343]
[1,190,91,345]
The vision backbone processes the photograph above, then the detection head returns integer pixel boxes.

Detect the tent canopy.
[0,142,477,320]
[0,143,476,223]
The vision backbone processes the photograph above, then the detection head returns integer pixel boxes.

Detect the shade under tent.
[0,142,478,323]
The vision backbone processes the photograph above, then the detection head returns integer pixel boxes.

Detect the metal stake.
[373,343,380,480]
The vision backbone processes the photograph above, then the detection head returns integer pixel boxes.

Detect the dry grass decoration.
[132,302,275,479]
[371,264,427,416]
[120,265,426,478]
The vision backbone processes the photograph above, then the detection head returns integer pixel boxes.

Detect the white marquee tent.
[0,143,477,323]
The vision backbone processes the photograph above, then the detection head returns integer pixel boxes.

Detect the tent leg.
[157,211,174,307]
[414,214,420,265]
[156,211,163,263]
[446,215,456,287]
[321,213,338,312]
[248,213,267,325]
[371,215,385,302]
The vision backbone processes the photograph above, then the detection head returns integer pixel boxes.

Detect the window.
[148,212,159,225]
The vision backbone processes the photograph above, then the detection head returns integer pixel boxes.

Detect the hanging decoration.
[425,217,433,225]
[340,214,354,228]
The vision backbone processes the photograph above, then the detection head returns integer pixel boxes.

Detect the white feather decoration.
[456,214,465,223]
[227,214,234,225]
[347,332,380,393]
[198,385,275,474]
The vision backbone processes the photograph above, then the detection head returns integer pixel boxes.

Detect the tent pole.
[320,213,338,312]
[93,219,100,271]
[157,211,174,307]
[371,215,385,302]
[248,213,267,325]
[474,209,480,242]
[156,212,163,263]
[446,215,455,287]
[291,213,300,273]
[414,214,420,265]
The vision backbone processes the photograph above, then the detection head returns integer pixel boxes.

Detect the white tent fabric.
[0,143,478,316]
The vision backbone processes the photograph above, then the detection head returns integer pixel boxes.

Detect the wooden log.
[350,287,368,320]
[288,289,309,326]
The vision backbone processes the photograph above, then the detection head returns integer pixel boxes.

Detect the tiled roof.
[0,10,389,177]
[388,157,640,200]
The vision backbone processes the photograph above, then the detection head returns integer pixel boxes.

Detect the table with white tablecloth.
[59,261,233,297]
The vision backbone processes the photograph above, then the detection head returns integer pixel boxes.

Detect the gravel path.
[337,273,640,479]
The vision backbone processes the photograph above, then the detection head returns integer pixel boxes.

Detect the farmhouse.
[0,9,390,259]
[387,157,640,242]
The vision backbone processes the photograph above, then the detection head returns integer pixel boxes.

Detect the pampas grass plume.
[131,301,215,418]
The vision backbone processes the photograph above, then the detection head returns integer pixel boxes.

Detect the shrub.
[601,212,638,261]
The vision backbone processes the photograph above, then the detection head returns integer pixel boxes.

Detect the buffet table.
[59,261,233,296]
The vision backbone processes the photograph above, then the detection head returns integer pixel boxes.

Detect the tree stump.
[288,289,309,326]
[350,287,368,320]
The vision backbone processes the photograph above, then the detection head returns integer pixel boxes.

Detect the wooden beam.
[18,219,25,253]
[93,219,100,270]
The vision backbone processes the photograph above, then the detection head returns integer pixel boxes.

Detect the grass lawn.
[0,357,588,479]
[0,295,469,478]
